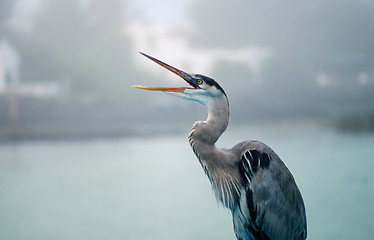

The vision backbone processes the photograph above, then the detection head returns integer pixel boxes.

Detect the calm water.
[0,124,373,240]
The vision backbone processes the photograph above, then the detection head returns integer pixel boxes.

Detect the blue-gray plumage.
[133,52,307,240]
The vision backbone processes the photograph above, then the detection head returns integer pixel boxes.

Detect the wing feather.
[233,141,307,240]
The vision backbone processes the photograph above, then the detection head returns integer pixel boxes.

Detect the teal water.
[1,124,373,239]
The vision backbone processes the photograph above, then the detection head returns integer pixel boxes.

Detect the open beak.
[132,52,198,92]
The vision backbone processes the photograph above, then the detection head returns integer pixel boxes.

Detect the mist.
[1,1,374,239]
[1,0,373,138]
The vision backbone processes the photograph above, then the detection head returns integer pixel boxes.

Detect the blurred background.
[0,0,373,239]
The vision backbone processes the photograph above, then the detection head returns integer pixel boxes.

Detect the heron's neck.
[189,95,241,209]
[188,94,229,159]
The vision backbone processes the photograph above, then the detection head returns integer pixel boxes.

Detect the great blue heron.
[133,52,307,240]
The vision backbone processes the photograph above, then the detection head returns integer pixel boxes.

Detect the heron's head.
[132,52,226,106]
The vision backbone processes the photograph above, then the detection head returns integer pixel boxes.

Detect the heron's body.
[133,53,307,240]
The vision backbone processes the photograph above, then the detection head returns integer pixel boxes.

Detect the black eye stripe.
[195,74,226,97]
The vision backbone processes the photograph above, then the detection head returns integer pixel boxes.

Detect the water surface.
[1,124,373,239]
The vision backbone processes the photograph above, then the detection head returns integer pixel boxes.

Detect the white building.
[0,37,62,97]
[0,38,20,92]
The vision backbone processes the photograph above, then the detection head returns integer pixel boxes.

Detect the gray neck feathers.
[189,94,229,145]
[188,95,240,209]
[188,94,229,165]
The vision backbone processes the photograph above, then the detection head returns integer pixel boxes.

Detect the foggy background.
[1,1,374,240]
[0,0,373,139]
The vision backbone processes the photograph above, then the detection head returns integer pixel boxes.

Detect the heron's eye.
[197,79,203,85]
